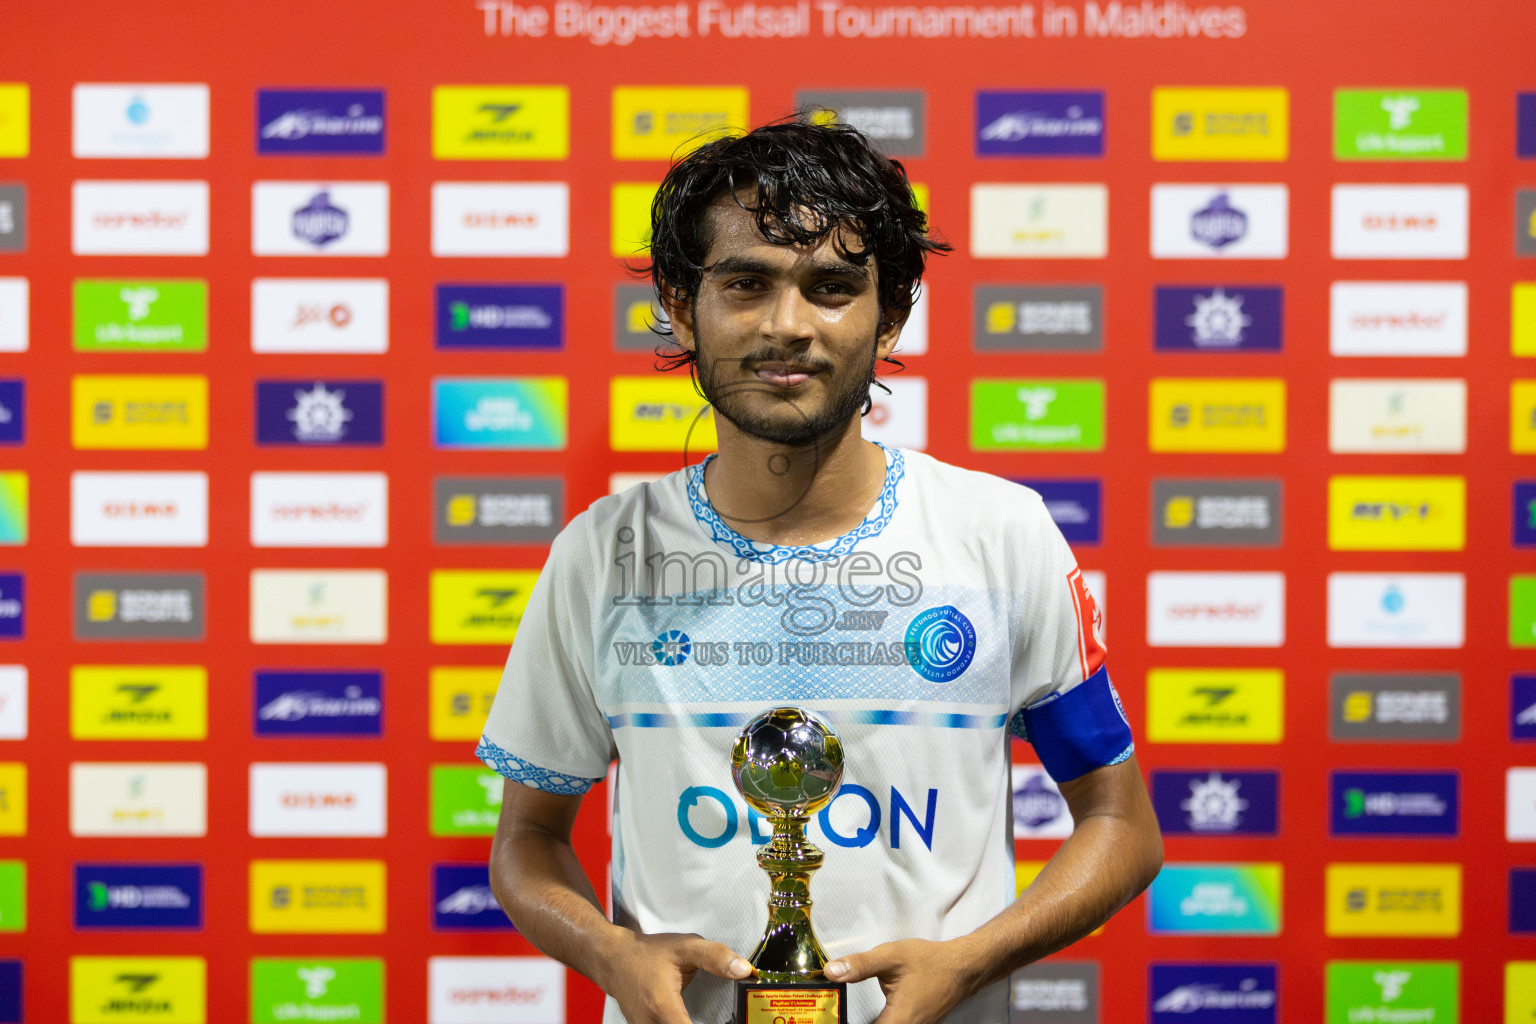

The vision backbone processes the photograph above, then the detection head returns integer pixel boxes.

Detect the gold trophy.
[730,706,848,1024]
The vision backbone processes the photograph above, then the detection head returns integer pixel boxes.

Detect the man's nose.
[761,285,815,343]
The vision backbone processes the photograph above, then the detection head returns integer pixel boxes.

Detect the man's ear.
[659,283,695,353]
[876,303,909,360]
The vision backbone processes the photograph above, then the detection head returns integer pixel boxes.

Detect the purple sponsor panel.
[1150,963,1278,1024]
[976,91,1105,157]
[74,863,203,930]
[1012,479,1101,545]
[433,864,514,931]
[253,671,383,737]
[435,284,564,350]
[1154,286,1283,351]
[1152,770,1278,836]
[1514,676,1536,741]
[1330,770,1458,837]
[257,89,386,155]
[255,380,383,446]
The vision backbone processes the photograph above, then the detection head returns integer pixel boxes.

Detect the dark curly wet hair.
[641,117,949,410]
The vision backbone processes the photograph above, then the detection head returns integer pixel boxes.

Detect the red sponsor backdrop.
[1,0,1533,1019]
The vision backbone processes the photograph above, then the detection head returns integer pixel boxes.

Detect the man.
[479,119,1162,1024]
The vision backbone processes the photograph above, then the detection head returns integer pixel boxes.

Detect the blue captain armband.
[1013,666,1135,783]
[475,735,602,796]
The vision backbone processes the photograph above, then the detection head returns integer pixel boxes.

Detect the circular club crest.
[904,605,977,683]
[651,629,691,666]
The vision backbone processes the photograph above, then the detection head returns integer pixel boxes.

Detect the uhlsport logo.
[1335,89,1467,160]
[1014,479,1101,544]
[434,378,568,449]
[1010,961,1099,1023]
[257,89,386,155]
[434,477,563,545]
[73,84,209,158]
[0,184,25,252]
[1325,961,1458,1024]
[74,863,202,929]
[1150,185,1288,258]
[1146,668,1284,743]
[434,863,514,931]
[974,286,1103,352]
[256,380,383,446]
[70,665,207,740]
[1326,863,1461,936]
[1148,864,1282,935]
[1154,286,1282,352]
[250,860,385,934]
[903,606,976,682]
[436,285,563,350]
[1331,673,1461,742]
[432,86,570,160]
[73,181,210,255]
[252,181,388,256]
[74,280,207,352]
[972,379,1104,450]
[74,572,204,641]
[799,90,925,156]
[1331,281,1467,357]
[1151,770,1278,836]
[251,278,389,354]
[970,185,1108,258]
[1152,479,1281,548]
[69,956,206,1023]
[1331,771,1458,837]
[975,90,1104,157]
[250,959,383,1024]
[254,670,383,737]
[1149,963,1277,1023]
[72,374,209,450]
[1153,87,1289,161]
[432,765,504,836]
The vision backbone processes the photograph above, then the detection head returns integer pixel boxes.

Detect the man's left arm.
[823,753,1162,1024]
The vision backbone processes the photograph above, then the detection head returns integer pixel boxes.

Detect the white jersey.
[478,444,1132,1024]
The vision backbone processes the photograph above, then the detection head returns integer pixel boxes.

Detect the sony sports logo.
[70,665,206,741]
[430,667,500,742]
[69,956,205,1022]
[1146,573,1285,648]
[612,86,747,160]
[613,284,666,351]
[0,184,23,253]
[74,863,202,930]
[1331,185,1469,259]
[257,89,385,155]
[1335,89,1467,161]
[430,569,540,645]
[71,374,208,450]
[1331,673,1461,742]
[1327,573,1464,649]
[1148,863,1281,935]
[249,569,387,644]
[1331,281,1467,357]
[74,572,204,642]
[1149,378,1286,452]
[73,279,206,352]
[435,284,563,350]
[1327,475,1465,551]
[1152,478,1281,548]
[250,860,385,934]
[1329,379,1466,454]
[1154,285,1282,352]
[434,477,563,546]
[432,85,569,160]
[0,279,24,353]
[974,285,1103,352]
[1325,961,1458,1024]
[1149,962,1277,1023]
[1009,961,1098,1022]
[799,90,925,156]
[69,763,206,837]
[1520,190,1536,257]
[254,670,383,738]
[975,90,1104,158]
[1331,771,1458,837]
[432,182,570,257]
[1146,668,1283,743]
[1153,87,1289,161]
[434,377,567,449]
[1326,863,1461,937]
[71,471,207,547]
[250,278,389,354]
[73,84,209,159]
[971,380,1105,451]
[252,181,388,256]
[434,863,513,931]
[249,763,387,837]
[1151,770,1278,836]
[970,184,1108,258]
[250,959,383,1024]
[255,380,383,446]
[73,181,209,256]
[1150,185,1288,259]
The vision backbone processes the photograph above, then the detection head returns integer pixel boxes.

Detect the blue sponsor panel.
[256,89,386,154]
[74,863,202,929]
[1149,963,1278,1024]
[435,284,564,350]
[1514,869,1536,934]
[1515,676,1536,741]
[0,961,16,1024]
[1520,93,1536,158]
[1013,479,1101,545]
[254,671,383,737]
[0,574,22,639]
[433,864,513,931]
[1152,770,1278,836]
[1515,483,1536,546]
[1148,864,1281,935]
[0,382,22,445]
[432,378,566,449]
[1329,771,1458,837]
[975,91,1105,157]
[255,380,384,446]
[1154,286,1283,352]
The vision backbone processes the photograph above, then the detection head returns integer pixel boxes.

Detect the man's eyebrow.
[704,255,870,280]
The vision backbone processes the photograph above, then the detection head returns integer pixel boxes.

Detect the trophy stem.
[748,813,832,982]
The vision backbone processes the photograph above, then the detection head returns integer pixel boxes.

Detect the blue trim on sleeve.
[1020,666,1135,783]
[475,735,601,796]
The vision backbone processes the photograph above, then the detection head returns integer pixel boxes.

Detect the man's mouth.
[753,362,819,387]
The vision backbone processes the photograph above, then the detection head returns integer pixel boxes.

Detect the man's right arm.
[489,777,752,1024]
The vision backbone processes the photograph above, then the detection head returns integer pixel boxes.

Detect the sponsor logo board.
[1331,674,1461,742]
[1011,764,1072,839]
[0,474,24,545]
[1327,573,1463,648]
[1510,768,1536,841]
[1331,281,1467,357]
[257,89,386,155]
[1514,870,1536,933]
[71,374,208,450]
[1335,89,1467,160]
[0,185,26,252]
[254,670,383,738]
[973,285,1103,352]
[432,765,503,836]
[256,379,383,446]
[73,279,206,352]
[434,378,567,449]
[250,569,387,644]
[1329,379,1466,453]
[0,85,25,157]
[434,863,513,930]
[0,279,23,353]
[1513,381,1536,452]
[0,575,20,639]
[1519,189,1536,257]
[610,376,715,452]
[0,666,23,739]
[1331,184,1468,259]
[1325,863,1461,936]
[612,86,747,160]
[0,863,21,931]
[250,279,389,354]
[0,960,16,1022]
[69,763,206,837]
[73,84,209,158]
[252,182,389,255]
[1325,961,1458,1024]
[1152,478,1281,547]
[1149,962,1278,1023]
[432,86,568,160]
[1152,87,1289,161]
[975,90,1104,157]
[0,381,21,445]
[71,471,207,547]
[863,377,928,451]
[1014,479,1101,545]
[1511,962,1536,1021]
[427,956,565,1024]
[430,667,500,742]
[0,765,22,835]
[70,665,207,741]
[432,182,569,256]
[971,184,1108,258]
[1148,863,1282,934]
[1151,185,1288,258]
[1515,675,1536,742]
[74,863,202,929]
[436,284,562,350]
[74,572,204,641]
[1510,576,1536,647]
[613,284,665,351]
[434,476,563,546]
[69,956,205,1023]
[971,380,1104,451]
[250,472,388,548]
[249,860,385,934]
[1327,474,1465,551]
[1151,770,1279,835]
[1149,378,1285,452]
[250,958,384,1024]
[73,180,209,255]
[1330,771,1459,837]
[1146,573,1285,648]
[249,763,387,837]
[1009,961,1099,1023]
[1154,285,1282,351]
[799,90,925,156]
[1146,668,1284,742]
[1518,283,1536,355]
[430,569,539,645]
[1521,93,1536,158]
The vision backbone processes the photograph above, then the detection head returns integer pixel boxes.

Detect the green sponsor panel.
[1326,961,1457,1023]
[431,764,503,835]
[971,379,1104,451]
[1512,575,1536,647]
[73,279,208,351]
[0,861,23,932]
[251,958,383,1024]
[1334,90,1467,160]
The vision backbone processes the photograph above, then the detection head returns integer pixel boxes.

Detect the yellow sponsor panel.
[432,85,570,160]
[429,666,502,741]
[1149,378,1286,453]
[1514,284,1536,356]
[1327,475,1465,552]
[71,956,206,1024]
[0,763,23,836]
[0,85,27,158]
[1016,862,1100,933]
[72,375,209,450]
[1147,668,1284,743]
[611,182,659,257]
[613,86,748,160]
[1152,87,1289,161]
[430,569,539,645]
[1515,381,1536,453]
[610,376,718,452]
[911,183,929,214]
[71,666,208,740]
[1507,962,1536,1024]
[249,860,385,934]
[1325,863,1461,937]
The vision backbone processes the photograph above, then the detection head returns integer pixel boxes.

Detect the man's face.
[668,198,905,447]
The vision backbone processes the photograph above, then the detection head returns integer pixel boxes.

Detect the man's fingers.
[678,936,754,980]
[824,943,899,983]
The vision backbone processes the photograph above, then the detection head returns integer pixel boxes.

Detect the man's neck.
[701,418,888,548]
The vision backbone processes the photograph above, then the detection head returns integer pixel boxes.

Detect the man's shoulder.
[898,448,1051,522]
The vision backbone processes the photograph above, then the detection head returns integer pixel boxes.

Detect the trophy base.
[733,978,848,1024]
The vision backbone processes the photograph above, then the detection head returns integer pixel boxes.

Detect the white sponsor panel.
[431,183,570,257]
[1146,571,1285,648]
[0,278,26,352]
[251,472,388,548]
[250,569,388,644]
[1331,185,1469,259]
[249,762,388,837]
[72,181,209,255]
[428,957,566,1024]
[1082,570,1106,641]
[862,377,927,450]
[1509,768,1536,841]
[70,762,207,836]
[608,472,666,495]
[1330,281,1467,357]
[1328,379,1467,453]
[73,83,210,159]
[252,181,389,256]
[250,278,389,353]
[1326,572,1464,648]
[71,471,209,547]
[897,286,928,356]
[1011,764,1074,839]
[970,184,1108,258]
[1150,184,1289,259]
[0,666,25,739]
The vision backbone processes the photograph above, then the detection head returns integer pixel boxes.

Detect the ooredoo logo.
[428,956,565,1023]
[72,181,209,255]
[250,472,387,548]
[1146,572,1284,647]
